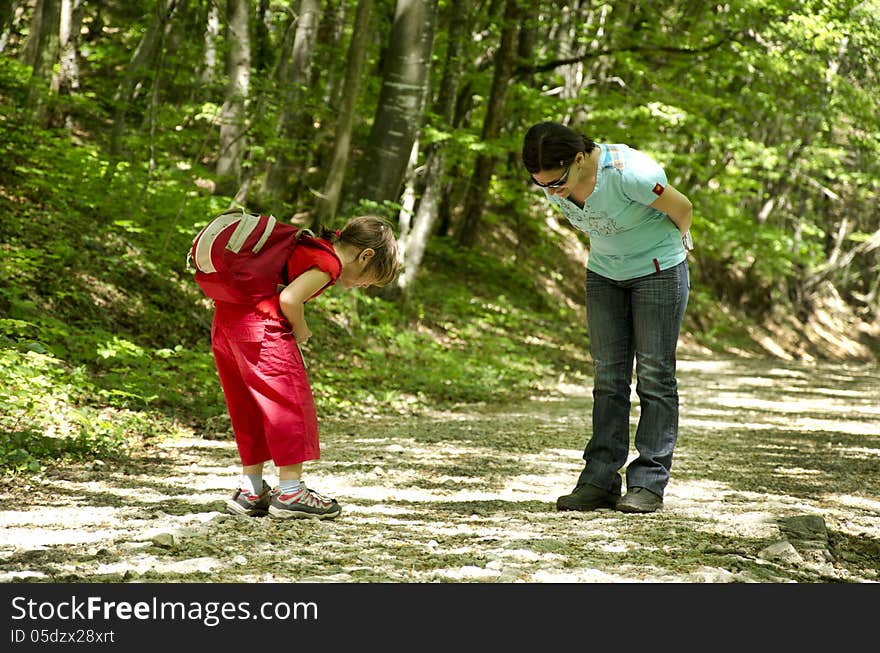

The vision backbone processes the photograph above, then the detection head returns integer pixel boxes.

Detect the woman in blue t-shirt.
[522,121,693,514]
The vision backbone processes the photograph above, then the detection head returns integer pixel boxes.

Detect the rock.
[151,533,176,548]
[758,540,804,563]
[778,514,829,549]
[686,566,736,583]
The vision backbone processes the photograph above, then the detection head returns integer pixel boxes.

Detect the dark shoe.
[226,480,272,517]
[556,484,619,512]
[616,487,663,513]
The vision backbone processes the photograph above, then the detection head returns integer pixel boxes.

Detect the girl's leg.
[212,315,273,477]
[235,321,320,466]
[277,463,303,481]
[239,462,267,496]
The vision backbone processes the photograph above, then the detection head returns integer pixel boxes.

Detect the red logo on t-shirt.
[652,183,665,196]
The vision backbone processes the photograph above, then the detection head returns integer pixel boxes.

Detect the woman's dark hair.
[521,121,597,174]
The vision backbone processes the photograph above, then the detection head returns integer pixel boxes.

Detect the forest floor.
[1,353,878,584]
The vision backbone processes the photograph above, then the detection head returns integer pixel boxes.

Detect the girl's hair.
[319,215,400,287]
[521,121,597,174]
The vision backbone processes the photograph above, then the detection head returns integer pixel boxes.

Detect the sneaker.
[269,485,341,520]
[556,483,620,512]
[225,480,272,517]
[616,487,663,513]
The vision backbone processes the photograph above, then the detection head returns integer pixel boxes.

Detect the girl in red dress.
[213,215,399,520]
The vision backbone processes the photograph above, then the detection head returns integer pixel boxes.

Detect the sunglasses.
[532,162,573,188]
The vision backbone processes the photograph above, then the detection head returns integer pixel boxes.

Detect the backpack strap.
[280,228,321,286]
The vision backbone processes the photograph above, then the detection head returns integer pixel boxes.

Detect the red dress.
[210,242,341,467]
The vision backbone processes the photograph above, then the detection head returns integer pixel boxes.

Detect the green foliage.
[0,342,124,474]
[507,1,880,316]
[0,53,591,473]
[2,0,879,476]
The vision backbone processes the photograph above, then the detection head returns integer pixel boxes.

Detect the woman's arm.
[278,267,331,343]
[650,185,693,236]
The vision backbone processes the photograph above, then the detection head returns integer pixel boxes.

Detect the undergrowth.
[0,60,593,474]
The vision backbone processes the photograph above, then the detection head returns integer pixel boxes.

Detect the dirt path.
[1,355,878,583]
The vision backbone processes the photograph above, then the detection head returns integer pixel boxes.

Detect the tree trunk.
[20,0,44,67]
[52,0,83,96]
[24,0,61,126]
[395,2,470,292]
[261,0,322,213]
[356,0,437,206]
[216,0,251,194]
[0,0,16,52]
[253,0,272,73]
[108,0,178,158]
[314,0,373,225]
[200,2,220,86]
[316,0,348,118]
[396,138,419,244]
[456,0,521,248]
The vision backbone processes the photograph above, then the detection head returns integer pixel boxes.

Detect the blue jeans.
[576,259,689,497]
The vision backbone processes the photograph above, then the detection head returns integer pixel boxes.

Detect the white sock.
[278,479,303,494]
[240,474,263,495]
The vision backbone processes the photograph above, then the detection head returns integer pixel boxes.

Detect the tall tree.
[0,0,18,53]
[216,0,252,196]
[260,0,322,213]
[316,0,349,120]
[108,0,179,158]
[20,0,46,68]
[395,2,471,291]
[200,2,220,86]
[52,0,84,98]
[315,0,372,224]
[253,0,272,73]
[356,0,438,206]
[23,0,60,125]
[456,0,521,247]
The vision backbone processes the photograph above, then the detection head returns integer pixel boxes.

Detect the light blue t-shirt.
[543,143,686,281]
